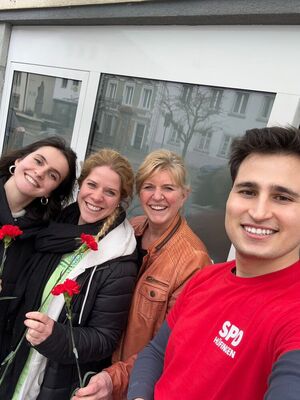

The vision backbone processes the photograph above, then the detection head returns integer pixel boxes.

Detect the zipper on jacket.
[155,216,182,251]
[146,275,169,288]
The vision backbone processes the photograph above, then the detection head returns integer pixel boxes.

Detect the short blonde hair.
[136,149,189,194]
[78,148,134,208]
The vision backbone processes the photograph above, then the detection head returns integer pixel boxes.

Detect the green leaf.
[82,371,97,386]
[1,350,15,366]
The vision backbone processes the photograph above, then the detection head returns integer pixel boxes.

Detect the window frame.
[140,86,153,110]
[231,91,250,116]
[0,62,92,158]
[123,83,135,106]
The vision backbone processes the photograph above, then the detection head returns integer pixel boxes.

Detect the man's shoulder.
[184,260,233,289]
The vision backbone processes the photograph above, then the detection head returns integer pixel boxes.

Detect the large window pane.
[3,71,81,152]
[87,74,275,262]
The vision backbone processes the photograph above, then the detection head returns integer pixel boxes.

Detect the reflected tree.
[161,83,221,159]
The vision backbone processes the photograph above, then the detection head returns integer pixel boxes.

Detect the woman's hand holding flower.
[71,371,113,399]
[24,311,54,346]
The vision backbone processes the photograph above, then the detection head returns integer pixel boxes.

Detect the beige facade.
[0,0,149,11]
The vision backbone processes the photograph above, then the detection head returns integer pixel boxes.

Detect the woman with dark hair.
[0,148,137,400]
[0,136,77,359]
[0,136,77,222]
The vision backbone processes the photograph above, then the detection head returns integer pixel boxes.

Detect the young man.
[127,126,300,400]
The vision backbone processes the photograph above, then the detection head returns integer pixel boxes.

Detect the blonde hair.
[135,149,189,194]
[95,208,120,240]
[78,148,134,239]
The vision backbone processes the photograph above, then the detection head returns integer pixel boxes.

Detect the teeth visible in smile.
[150,205,166,210]
[25,174,38,187]
[244,226,275,236]
[86,202,101,212]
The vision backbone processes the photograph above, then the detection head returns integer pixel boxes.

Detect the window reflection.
[232,91,249,115]
[87,74,275,262]
[3,72,81,152]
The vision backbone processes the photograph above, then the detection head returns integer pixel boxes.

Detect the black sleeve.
[35,259,137,364]
[264,350,300,400]
[127,320,171,400]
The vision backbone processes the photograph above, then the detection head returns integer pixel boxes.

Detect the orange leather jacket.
[105,214,211,399]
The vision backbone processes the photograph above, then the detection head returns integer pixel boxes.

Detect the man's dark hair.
[229,126,300,182]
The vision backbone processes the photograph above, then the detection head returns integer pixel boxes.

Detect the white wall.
[5,25,300,92]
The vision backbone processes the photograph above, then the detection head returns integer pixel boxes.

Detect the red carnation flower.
[0,225,23,281]
[51,279,84,387]
[80,233,98,251]
[0,225,23,241]
[51,279,80,297]
[50,278,83,386]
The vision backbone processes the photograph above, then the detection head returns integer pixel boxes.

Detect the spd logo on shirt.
[213,320,244,359]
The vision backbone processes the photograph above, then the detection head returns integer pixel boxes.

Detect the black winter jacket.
[0,203,138,400]
[0,176,46,362]
[36,252,137,399]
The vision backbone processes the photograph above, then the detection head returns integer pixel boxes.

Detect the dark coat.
[0,176,46,362]
[0,203,138,400]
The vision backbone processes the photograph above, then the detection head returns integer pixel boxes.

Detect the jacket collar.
[134,213,182,254]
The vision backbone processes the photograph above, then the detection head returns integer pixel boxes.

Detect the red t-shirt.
[154,260,300,400]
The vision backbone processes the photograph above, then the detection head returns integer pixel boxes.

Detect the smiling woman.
[0,136,77,362]
[138,169,187,241]
[9,146,69,210]
[0,137,77,221]
[0,148,138,400]
[77,165,121,225]
[71,149,212,400]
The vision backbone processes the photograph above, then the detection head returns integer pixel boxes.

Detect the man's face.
[225,153,300,275]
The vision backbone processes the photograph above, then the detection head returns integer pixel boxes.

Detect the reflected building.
[4,72,81,151]
[85,74,274,262]
[3,70,275,263]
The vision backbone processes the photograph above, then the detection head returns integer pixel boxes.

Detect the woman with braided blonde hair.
[0,148,138,400]
[73,149,211,400]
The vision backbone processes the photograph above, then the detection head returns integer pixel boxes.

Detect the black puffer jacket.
[36,252,137,399]
[0,203,138,400]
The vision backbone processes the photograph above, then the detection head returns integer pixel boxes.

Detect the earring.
[9,165,16,175]
[40,197,49,206]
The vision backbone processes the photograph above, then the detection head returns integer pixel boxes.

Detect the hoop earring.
[40,197,49,206]
[9,165,16,175]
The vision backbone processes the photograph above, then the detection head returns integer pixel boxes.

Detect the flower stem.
[67,311,83,388]
[0,328,25,385]
[0,250,83,387]
[0,248,7,278]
